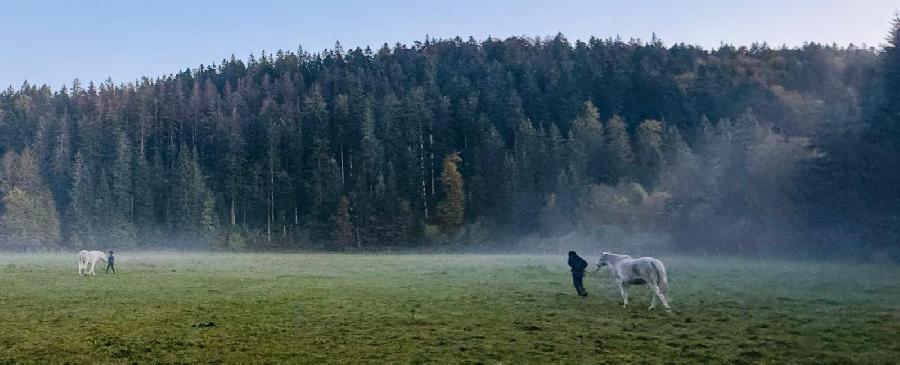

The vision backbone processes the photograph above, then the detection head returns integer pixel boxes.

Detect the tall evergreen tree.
[333,196,354,248]
[569,101,603,182]
[858,16,900,249]
[67,152,96,247]
[169,146,216,246]
[635,119,664,187]
[602,115,634,183]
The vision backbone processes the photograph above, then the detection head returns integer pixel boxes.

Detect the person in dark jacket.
[105,251,116,274]
[567,251,588,297]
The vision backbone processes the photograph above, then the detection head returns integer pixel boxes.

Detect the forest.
[1,21,899,261]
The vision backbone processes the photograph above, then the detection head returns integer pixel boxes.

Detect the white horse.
[78,250,107,276]
[595,252,671,312]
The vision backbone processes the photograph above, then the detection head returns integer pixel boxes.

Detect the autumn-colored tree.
[0,188,61,250]
[0,150,61,250]
[437,153,465,232]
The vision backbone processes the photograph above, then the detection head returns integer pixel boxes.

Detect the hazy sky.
[2,0,898,89]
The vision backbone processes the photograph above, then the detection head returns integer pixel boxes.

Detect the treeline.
[0,26,898,259]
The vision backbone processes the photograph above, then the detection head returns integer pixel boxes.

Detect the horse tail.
[651,260,668,295]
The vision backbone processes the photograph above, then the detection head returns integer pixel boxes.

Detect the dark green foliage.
[332,196,354,249]
[0,32,893,257]
[569,101,603,183]
[791,18,900,260]
[601,115,633,183]
[168,146,216,247]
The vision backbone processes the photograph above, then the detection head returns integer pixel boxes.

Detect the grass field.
[0,253,898,364]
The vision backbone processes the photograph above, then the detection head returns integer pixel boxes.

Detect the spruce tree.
[68,152,95,246]
[333,196,354,248]
[170,146,216,245]
[109,128,137,245]
[569,101,603,182]
[635,119,663,188]
[602,115,634,183]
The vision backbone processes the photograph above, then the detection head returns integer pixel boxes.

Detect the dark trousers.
[106,262,115,273]
[572,271,586,296]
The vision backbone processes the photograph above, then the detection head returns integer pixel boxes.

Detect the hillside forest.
[2,21,900,260]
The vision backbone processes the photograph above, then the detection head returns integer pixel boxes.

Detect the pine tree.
[511,120,542,229]
[859,16,900,247]
[68,152,95,246]
[569,101,603,182]
[539,123,567,193]
[333,196,354,248]
[170,146,216,245]
[111,128,133,218]
[50,113,73,211]
[879,16,900,123]
[635,119,664,187]
[109,128,137,245]
[469,124,505,220]
[132,146,155,241]
[602,115,634,183]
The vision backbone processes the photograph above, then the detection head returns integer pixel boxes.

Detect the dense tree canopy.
[0,29,896,259]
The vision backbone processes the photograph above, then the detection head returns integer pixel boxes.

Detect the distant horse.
[78,250,107,276]
[595,252,671,312]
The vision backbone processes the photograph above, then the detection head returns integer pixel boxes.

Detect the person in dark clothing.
[567,251,588,297]
[105,251,116,273]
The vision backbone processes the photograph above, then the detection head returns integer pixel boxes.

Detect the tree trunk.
[268,138,275,243]
[230,199,236,226]
[419,126,428,220]
[340,145,346,186]
[430,133,435,198]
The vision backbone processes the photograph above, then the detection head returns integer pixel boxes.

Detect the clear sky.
[2,0,898,89]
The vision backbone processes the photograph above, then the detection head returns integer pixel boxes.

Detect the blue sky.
[2,0,898,89]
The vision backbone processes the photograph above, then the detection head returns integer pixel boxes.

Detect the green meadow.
[0,253,897,363]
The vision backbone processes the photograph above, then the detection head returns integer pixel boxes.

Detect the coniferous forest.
[2,22,900,260]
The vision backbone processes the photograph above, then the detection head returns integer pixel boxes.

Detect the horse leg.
[652,285,671,311]
[617,281,628,307]
[649,288,657,310]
